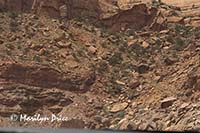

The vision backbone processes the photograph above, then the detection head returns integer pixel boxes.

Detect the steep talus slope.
[0,0,200,131]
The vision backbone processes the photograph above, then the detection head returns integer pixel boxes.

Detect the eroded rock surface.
[0,0,167,31]
[0,63,96,92]
[0,0,200,131]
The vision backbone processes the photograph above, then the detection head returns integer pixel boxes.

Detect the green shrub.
[97,61,108,74]
[8,12,19,19]
[5,48,12,56]
[127,89,136,100]
[108,52,123,66]
[5,43,15,50]
[22,47,29,55]
[106,83,122,95]
[71,52,80,62]
[195,32,200,39]
[173,37,185,51]
[10,20,19,32]
[166,35,174,44]
[33,55,42,62]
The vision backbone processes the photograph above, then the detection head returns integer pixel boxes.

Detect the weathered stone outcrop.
[0,0,33,12]
[0,63,96,92]
[100,4,162,32]
[0,0,167,31]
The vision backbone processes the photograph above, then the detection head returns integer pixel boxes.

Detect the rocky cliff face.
[1,0,200,18]
[0,0,102,19]
[0,0,166,32]
[100,4,161,32]
[0,0,33,12]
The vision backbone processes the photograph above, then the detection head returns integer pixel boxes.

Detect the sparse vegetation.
[195,31,200,39]
[173,37,185,51]
[72,52,80,62]
[22,47,29,55]
[8,12,19,32]
[33,55,42,62]
[127,89,137,100]
[0,0,200,130]
[5,43,15,50]
[5,48,12,56]
[8,12,19,19]
[106,82,122,95]
[96,60,108,74]
[108,52,123,66]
